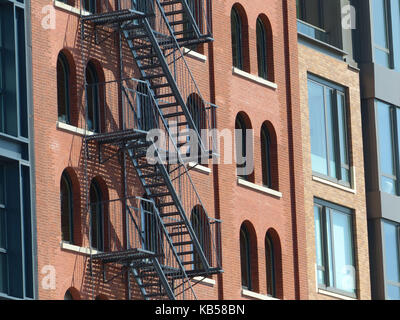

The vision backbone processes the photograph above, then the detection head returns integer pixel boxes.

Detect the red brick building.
[28,0,305,300]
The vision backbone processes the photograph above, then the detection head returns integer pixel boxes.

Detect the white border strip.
[237,178,283,198]
[54,0,91,16]
[188,162,211,174]
[317,289,357,301]
[232,67,278,90]
[60,241,99,255]
[241,289,279,300]
[57,121,95,136]
[193,276,216,287]
[182,48,207,62]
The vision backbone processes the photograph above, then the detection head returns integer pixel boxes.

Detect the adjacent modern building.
[0,0,36,300]
[353,0,400,300]
[296,0,371,300]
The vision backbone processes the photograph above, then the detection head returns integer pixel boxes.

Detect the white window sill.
[317,289,357,300]
[241,289,279,300]
[188,162,211,174]
[60,241,100,255]
[193,276,215,287]
[57,121,95,136]
[237,178,282,198]
[182,48,207,62]
[54,1,91,16]
[312,176,356,194]
[232,67,278,90]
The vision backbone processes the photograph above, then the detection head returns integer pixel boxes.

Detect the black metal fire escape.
[80,0,222,300]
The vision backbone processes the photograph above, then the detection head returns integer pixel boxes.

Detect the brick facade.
[298,43,371,300]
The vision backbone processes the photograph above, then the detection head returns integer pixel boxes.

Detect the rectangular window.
[383,221,400,300]
[308,76,350,186]
[314,199,356,297]
[376,100,400,195]
[372,0,392,68]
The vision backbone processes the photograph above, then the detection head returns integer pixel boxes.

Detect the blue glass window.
[308,77,350,185]
[372,0,391,68]
[314,200,356,297]
[57,52,71,124]
[383,221,400,300]
[90,180,103,251]
[256,18,268,80]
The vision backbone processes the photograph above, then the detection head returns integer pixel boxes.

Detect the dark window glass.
[261,124,272,188]
[140,198,161,256]
[0,3,18,137]
[308,77,350,185]
[90,181,103,251]
[240,225,251,290]
[265,234,276,297]
[83,0,96,13]
[235,114,248,180]
[60,172,73,243]
[64,289,73,300]
[191,206,211,270]
[296,0,324,28]
[314,200,356,296]
[57,53,70,124]
[86,63,100,133]
[231,8,243,70]
[256,18,268,80]
[383,221,400,300]
[0,163,7,294]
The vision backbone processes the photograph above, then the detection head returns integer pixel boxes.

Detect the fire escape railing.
[80,0,222,300]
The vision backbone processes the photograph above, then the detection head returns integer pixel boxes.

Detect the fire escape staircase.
[81,1,221,300]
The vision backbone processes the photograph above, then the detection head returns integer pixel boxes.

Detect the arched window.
[256,18,268,80]
[187,94,206,163]
[57,52,71,124]
[231,7,243,69]
[86,62,100,133]
[64,290,73,300]
[261,123,272,188]
[60,171,73,243]
[265,233,276,297]
[240,224,252,290]
[191,205,211,270]
[90,180,103,251]
[235,113,253,181]
[140,197,161,256]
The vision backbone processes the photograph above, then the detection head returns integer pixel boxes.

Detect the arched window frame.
[57,52,71,124]
[231,7,243,70]
[86,62,100,133]
[256,18,268,80]
[265,233,276,297]
[261,124,272,188]
[191,205,211,270]
[60,171,73,244]
[240,224,252,290]
[90,180,104,251]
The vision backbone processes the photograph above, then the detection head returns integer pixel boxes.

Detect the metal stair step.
[144,292,167,298]
[136,53,158,60]
[163,111,185,118]
[160,211,180,217]
[158,202,176,208]
[159,102,179,109]
[164,221,185,227]
[173,240,193,246]
[145,182,167,188]
[143,73,166,80]
[141,64,162,70]
[155,93,175,99]
[149,192,171,198]
[150,83,170,89]
[177,250,194,256]
[160,0,181,6]
[165,10,185,16]
[140,172,162,179]
[169,230,190,237]
[169,20,188,26]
